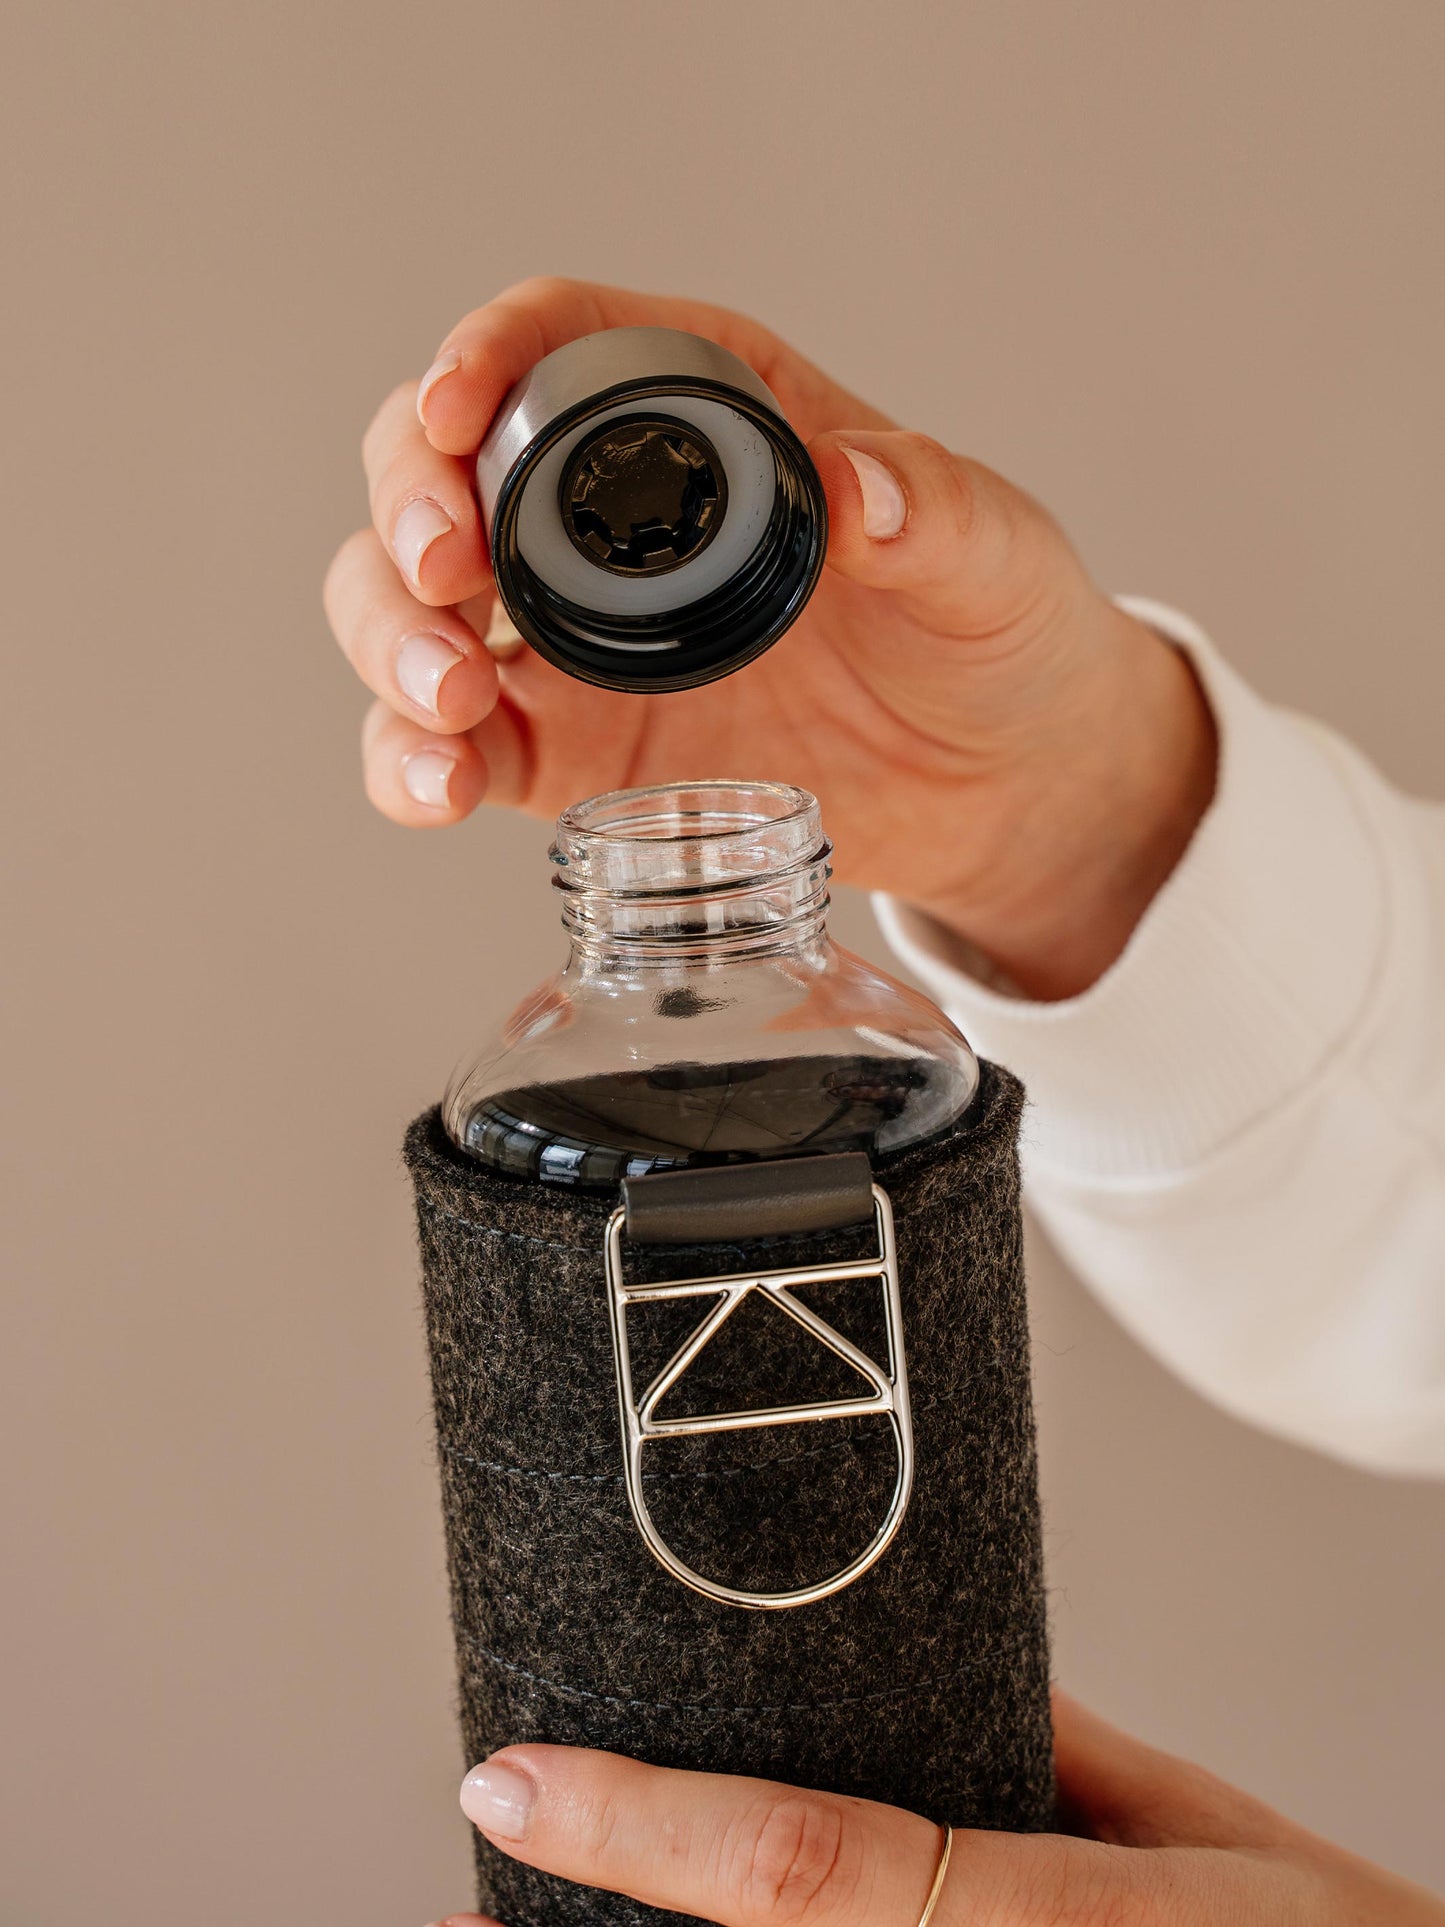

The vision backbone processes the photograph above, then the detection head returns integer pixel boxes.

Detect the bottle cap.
[477,327,827,691]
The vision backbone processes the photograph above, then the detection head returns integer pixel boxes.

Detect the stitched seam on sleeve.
[463,1637,1029,1715]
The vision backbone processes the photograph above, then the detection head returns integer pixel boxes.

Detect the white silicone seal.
[513,395,778,619]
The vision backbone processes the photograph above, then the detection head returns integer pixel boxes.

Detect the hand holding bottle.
[422,1693,1442,1927]
[323,275,1216,998]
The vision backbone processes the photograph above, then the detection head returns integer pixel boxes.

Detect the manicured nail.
[840,444,907,539]
[417,350,463,424]
[397,633,464,717]
[402,748,457,810]
[459,1758,535,1841]
[394,498,454,590]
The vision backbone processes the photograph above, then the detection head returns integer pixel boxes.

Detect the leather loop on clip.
[621,1151,874,1246]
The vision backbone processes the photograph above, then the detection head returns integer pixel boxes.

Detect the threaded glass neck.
[550,781,831,953]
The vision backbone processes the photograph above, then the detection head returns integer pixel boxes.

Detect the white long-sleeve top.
[875,599,1445,1479]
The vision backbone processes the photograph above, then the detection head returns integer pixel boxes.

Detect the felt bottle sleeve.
[405,1061,1053,1927]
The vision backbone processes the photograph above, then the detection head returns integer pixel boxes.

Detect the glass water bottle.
[443,780,979,1187]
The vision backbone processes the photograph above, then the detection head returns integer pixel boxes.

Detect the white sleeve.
[874,599,1445,1478]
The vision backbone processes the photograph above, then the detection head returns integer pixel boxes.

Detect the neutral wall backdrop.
[3,4,1442,1920]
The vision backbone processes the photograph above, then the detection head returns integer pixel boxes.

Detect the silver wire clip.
[604,1184,914,1610]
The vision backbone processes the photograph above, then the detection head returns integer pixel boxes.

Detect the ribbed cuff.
[874,598,1388,1181]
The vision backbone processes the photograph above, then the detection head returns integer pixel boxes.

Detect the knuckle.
[359,699,391,756]
[894,428,950,466]
[321,529,378,621]
[1017,1857,1078,1927]
[577,1783,623,1865]
[1001,1846,1143,1927]
[733,1792,851,1927]
[894,432,975,534]
[369,456,411,523]
[937,457,977,543]
[360,749,391,812]
[505,272,580,305]
[360,382,419,470]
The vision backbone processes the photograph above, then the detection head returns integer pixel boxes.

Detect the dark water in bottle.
[457,1052,975,1192]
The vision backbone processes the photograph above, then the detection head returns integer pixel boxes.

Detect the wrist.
[919,606,1218,999]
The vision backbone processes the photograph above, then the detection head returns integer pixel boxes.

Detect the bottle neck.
[550,781,832,964]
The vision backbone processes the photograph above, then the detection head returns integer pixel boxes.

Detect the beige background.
[3,3,1443,1920]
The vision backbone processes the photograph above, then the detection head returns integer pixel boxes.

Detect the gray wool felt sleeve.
[405,1060,1053,1927]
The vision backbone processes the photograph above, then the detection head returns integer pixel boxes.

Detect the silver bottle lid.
[477,327,827,692]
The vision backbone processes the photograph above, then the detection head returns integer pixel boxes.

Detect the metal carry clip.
[603,1158,913,1611]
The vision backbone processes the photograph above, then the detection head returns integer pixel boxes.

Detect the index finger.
[461,1743,938,1927]
[456,1744,1174,1927]
[414,275,794,456]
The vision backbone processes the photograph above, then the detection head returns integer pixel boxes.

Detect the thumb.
[810,426,1072,644]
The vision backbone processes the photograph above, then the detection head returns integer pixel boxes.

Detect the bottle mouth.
[551,782,831,947]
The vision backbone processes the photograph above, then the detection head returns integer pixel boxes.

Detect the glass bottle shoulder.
[444,936,979,1192]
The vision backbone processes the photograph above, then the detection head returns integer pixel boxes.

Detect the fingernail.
[394,498,454,590]
[402,748,457,810]
[460,1758,536,1841]
[840,444,908,539]
[417,349,463,424]
[397,633,465,717]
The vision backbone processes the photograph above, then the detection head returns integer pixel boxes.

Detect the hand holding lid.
[476,329,828,691]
